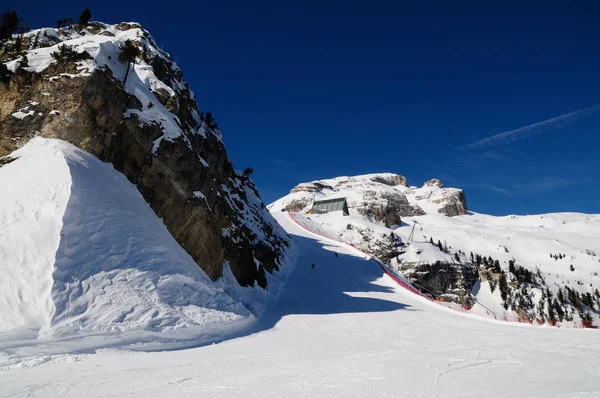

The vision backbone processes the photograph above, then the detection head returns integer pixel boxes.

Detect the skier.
[310,263,315,269]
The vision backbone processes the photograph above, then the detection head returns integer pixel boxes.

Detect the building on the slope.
[309,197,349,216]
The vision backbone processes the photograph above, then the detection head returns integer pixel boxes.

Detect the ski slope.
[2,211,599,397]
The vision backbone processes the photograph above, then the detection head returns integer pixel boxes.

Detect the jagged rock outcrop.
[370,174,407,187]
[269,173,466,222]
[357,191,425,227]
[437,191,468,217]
[0,22,290,289]
[414,180,468,217]
[398,261,478,305]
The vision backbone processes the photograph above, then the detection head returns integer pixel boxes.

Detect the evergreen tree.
[118,39,141,84]
[205,112,218,129]
[557,288,565,305]
[430,237,434,245]
[437,240,443,251]
[569,264,575,272]
[581,311,593,323]
[389,233,396,244]
[583,292,594,309]
[493,259,501,273]
[454,252,460,262]
[546,293,556,321]
[489,272,497,293]
[554,299,564,322]
[499,272,509,302]
[0,10,21,40]
[79,9,92,26]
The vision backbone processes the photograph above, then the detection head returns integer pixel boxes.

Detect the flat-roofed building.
[309,197,349,216]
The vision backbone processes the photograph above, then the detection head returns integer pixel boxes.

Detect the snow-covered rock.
[268,173,467,222]
[0,21,292,292]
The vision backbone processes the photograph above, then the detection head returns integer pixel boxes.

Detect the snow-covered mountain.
[0,22,294,349]
[269,173,468,224]
[0,22,291,293]
[270,173,600,328]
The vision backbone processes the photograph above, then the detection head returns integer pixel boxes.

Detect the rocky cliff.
[269,173,468,225]
[0,22,291,291]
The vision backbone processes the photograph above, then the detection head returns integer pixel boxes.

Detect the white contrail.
[462,104,600,150]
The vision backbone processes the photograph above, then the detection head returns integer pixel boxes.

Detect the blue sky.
[17,1,600,215]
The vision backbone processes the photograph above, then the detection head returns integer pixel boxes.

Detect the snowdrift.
[0,138,251,340]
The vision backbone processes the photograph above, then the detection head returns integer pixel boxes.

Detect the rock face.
[398,261,478,305]
[268,172,466,224]
[437,191,468,217]
[0,22,290,289]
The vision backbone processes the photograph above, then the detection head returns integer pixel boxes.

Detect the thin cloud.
[513,177,574,194]
[465,177,576,197]
[271,158,293,167]
[462,104,600,150]
[479,183,513,195]
[479,151,508,162]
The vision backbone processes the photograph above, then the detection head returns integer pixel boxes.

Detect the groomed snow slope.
[1,211,599,397]
[0,138,251,351]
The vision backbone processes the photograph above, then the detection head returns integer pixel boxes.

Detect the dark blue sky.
[18,1,600,215]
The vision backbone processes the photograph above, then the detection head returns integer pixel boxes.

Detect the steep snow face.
[0,139,71,331]
[268,173,467,218]
[0,138,251,340]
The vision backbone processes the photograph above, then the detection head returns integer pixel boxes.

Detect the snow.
[11,107,35,119]
[1,211,599,397]
[192,190,210,207]
[0,138,254,357]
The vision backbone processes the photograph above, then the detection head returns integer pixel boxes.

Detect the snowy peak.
[269,172,468,223]
[2,21,219,151]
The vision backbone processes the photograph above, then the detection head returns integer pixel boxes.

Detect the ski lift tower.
[407,220,418,244]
